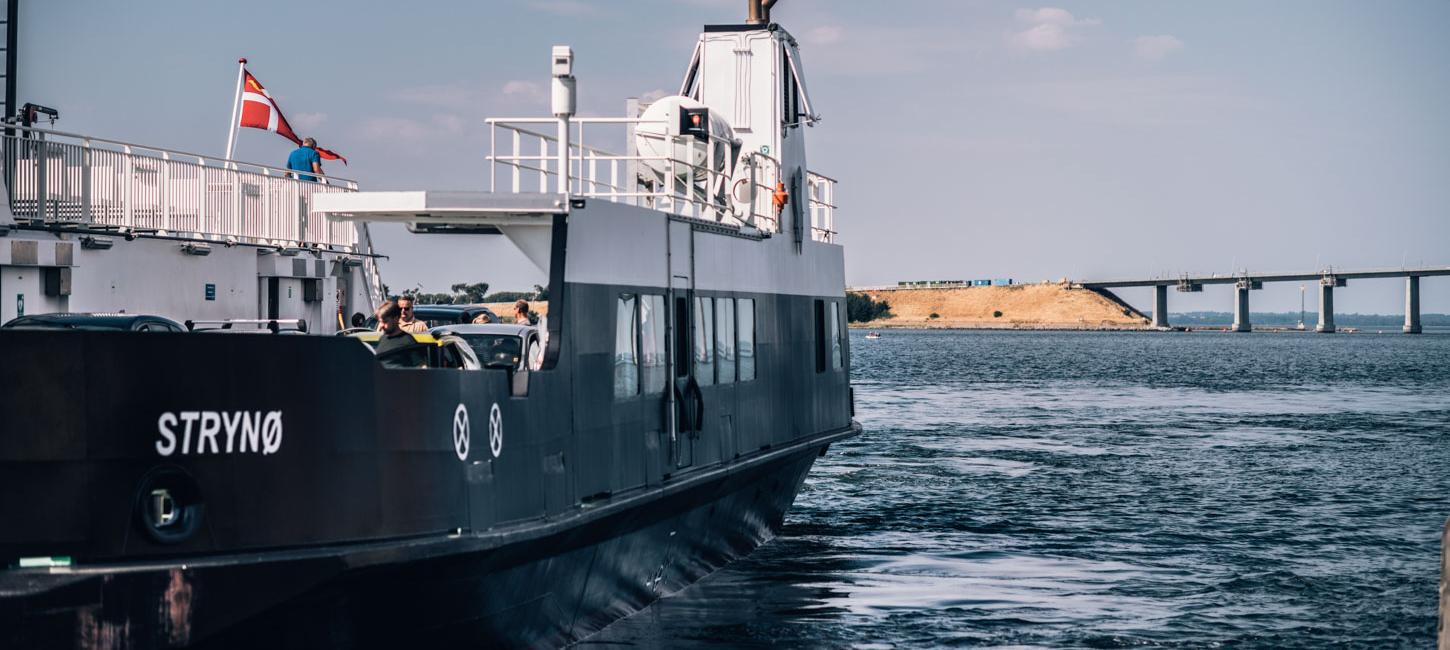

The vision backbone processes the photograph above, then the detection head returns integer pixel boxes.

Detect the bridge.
[1079,266,1450,333]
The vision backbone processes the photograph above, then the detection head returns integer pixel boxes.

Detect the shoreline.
[848,323,1372,333]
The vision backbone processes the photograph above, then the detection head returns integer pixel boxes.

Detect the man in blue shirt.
[286,137,323,182]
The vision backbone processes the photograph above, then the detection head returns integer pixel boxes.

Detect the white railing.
[807,171,837,243]
[487,117,842,237]
[3,125,365,251]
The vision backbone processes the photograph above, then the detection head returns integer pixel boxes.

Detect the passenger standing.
[514,299,538,326]
[374,301,415,355]
[287,137,324,182]
[397,296,429,333]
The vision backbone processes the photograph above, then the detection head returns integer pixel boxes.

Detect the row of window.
[692,296,756,387]
[815,299,844,373]
[614,295,757,398]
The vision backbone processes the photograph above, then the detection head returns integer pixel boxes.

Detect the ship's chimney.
[747,0,779,25]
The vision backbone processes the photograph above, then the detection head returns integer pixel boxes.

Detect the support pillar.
[1151,285,1169,329]
[1316,277,1336,333]
[1232,280,1252,332]
[1405,276,1422,334]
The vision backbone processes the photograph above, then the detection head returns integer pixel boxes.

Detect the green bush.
[847,292,893,323]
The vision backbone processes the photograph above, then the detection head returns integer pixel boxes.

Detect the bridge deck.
[1081,266,1450,288]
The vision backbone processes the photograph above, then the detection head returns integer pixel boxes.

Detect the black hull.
[1,428,852,648]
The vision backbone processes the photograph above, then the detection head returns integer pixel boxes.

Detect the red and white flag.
[237,68,347,164]
[239,70,300,143]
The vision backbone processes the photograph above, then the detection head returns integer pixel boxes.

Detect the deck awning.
[312,191,566,225]
[313,191,565,272]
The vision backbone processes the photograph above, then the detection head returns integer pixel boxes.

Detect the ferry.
[0,0,857,646]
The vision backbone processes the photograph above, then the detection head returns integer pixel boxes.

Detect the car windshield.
[459,334,523,367]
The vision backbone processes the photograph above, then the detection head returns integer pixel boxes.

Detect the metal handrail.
[0,123,358,185]
[3,126,366,251]
[484,115,837,241]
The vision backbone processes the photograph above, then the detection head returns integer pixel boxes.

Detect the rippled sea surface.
[583,330,1450,648]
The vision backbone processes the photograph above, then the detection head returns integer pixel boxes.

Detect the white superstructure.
[0,125,383,331]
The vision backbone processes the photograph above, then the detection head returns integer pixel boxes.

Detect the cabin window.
[716,297,736,383]
[614,294,639,398]
[813,299,826,373]
[693,296,715,386]
[640,294,668,394]
[738,298,756,381]
[830,301,843,370]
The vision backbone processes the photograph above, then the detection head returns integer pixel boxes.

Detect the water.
[582,330,1450,648]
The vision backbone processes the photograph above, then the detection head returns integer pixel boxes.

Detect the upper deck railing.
[2,125,366,251]
[486,117,839,242]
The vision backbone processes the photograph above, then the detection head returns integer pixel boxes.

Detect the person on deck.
[287,137,324,182]
[396,296,429,333]
[374,301,415,355]
[514,300,538,326]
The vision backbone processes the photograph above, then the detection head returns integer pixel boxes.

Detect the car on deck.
[1,312,185,332]
[429,323,544,371]
[348,331,482,370]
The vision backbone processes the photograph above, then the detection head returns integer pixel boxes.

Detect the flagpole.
[223,57,247,162]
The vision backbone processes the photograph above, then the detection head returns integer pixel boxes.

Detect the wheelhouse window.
[830,301,843,370]
[614,294,638,398]
[738,298,756,381]
[640,294,668,394]
[693,296,715,386]
[716,297,736,383]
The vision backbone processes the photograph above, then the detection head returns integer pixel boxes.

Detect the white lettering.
[240,411,259,453]
[156,413,178,456]
[262,411,283,455]
[198,412,221,454]
[222,411,244,453]
[179,412,200,455]
[154,410,284,457]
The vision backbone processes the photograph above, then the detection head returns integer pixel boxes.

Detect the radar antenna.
[746,0,779,25]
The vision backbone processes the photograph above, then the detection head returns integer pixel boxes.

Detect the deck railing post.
[122,145,134,229]
[35,135,48,222]
[160,151,171,229]
[80,139,92,224]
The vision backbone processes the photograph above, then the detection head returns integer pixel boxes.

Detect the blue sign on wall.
[205,283,216,301]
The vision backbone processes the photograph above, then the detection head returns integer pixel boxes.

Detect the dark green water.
[584,329,1450,648]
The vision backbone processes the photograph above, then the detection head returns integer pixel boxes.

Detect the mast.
[3,0,15,122]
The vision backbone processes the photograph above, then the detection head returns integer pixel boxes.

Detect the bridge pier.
[1233,280,1254,332]
[1405,276,1422,334]
[1316,277,1336,333]
[1152,285,1169,329]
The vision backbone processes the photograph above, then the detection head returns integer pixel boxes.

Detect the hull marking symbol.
[489,403,503,458]
[453,404,470,461]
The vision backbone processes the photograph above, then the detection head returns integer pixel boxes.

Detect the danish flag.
[237,68,347,163]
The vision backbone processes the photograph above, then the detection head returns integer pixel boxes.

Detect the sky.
[21,0,1450,314]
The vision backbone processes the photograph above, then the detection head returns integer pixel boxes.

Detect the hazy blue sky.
[22,1,1450,314]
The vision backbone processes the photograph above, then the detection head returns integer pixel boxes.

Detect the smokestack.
[747,0,779,25]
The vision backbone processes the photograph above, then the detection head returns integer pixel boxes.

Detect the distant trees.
[399,282,491,305]
[451,283,491,304]
[484,284,549,303]
[847,292,893,323]
[392,281,551,306]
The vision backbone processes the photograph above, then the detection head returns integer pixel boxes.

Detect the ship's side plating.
[0,18,855,648]
[0,198,854,645]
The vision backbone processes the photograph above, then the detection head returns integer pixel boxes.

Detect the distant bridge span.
[1078,266,1450,333]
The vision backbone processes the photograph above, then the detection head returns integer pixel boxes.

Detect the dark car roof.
[413,304,493,315]
[2,312,183,331]
[365,304,499,328]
